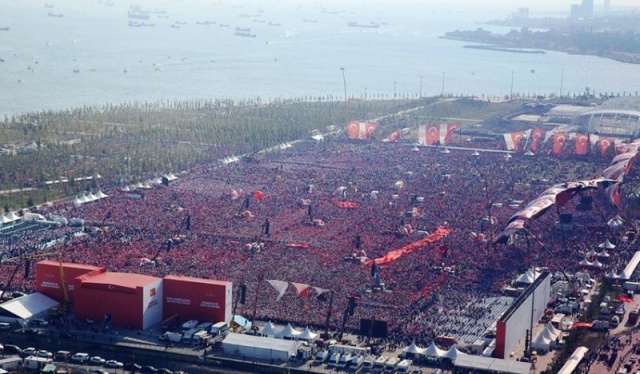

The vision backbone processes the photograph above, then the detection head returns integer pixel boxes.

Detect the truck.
[182,328,202,342]
[159,332,182,343]
[210,322,229,336]
[24,356,52,370]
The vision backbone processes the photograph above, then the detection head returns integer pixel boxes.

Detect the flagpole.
[323,290,334,339]
[251,276,263,330]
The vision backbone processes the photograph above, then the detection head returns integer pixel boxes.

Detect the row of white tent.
[0,211,22,224]
[121,174,178,191]
[402,341,465,361]
[258,322,318,341]
[72,190,109,206]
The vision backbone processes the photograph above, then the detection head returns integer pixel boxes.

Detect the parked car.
[36,350,53,358]
[90,356,106,365]
[71,353,90,363]
[181,320,198,330]
[124,363,141,372]
[21,347,37,357]
[3,344,22,355]
[105,360,124,368]
[30,318,49,327]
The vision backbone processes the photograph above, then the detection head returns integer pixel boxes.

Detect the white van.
[313,351,329,365]
[327,352,341,367]
[396,359,412,373]
[71,352,89,363]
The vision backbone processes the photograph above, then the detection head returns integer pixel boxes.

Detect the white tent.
[606,270,619,279]
[471,150,480,156]
[525,150,535,156]
[78,194,90,204]
[276,323,302,339]
[441,147,450,154]
[443,346,464,361]
[532,333,551,353]
[223,333,299,362]
[599,240,616,249]
[5,211,20,222]
[73,196,83,206]
[592,260,604,268]
[87,193,99,202]
[586,249,598,258]
[136,182,145,189]
[539,326,558,347]
[96,190,108,199]
[423,342,446,359]
[608,217,624,229]
[516,268,540,284]
[579,258,594,267]
[0,292,60,324]
[298,327,318,341]
[546,322,562,338]
[121,185,130,192]
[259,321,279,337]
[597,250,610,258]
[402,340,425,359]
[0,215,12,224]
[504,153,512,160]
[412,146,420,152]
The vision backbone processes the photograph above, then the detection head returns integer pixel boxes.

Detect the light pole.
[559,68,564,98]
[393,81,397,99]
[510,70,514,100]
[420,76,423,98]
[340,67,347,126]
[441,72,445,97]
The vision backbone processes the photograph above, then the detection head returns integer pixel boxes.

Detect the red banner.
[575,133,589,155]
[366,227,451,265]
[530,128,546,152]
[553,132,568,155]
[335,201,360,209]
[600,137,614,156]
[426,124,440,145]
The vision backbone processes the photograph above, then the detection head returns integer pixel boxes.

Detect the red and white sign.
[347,121,377,140]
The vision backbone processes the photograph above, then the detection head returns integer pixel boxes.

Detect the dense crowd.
[0,136,627,346]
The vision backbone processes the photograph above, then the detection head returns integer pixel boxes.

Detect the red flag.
[443,123,459,145]
[425,124,440,145]
[253,190,264,200]
[575,133,589,155]
[504,131,526,152]
[606,184,621,207]
[384,130,401,142]
[553,132,568,155]
[600,137,614,156]
[530,128,546,152]
[365,122,377,139]
[347,121,360,140]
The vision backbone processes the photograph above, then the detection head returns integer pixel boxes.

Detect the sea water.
[1,0,640,116]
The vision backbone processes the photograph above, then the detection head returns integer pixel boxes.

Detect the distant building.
[569,0,594,19]
[510,8,529,21]
[603,0,611,12]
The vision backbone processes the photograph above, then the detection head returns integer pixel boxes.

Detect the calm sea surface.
[1,0,640,116]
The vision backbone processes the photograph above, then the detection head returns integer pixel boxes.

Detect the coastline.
[461,44,546,54]
[440,35,640,65]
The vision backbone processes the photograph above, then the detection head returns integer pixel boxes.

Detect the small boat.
[47,12,63,18]
[0,27,9,31]
[268,22,281,26]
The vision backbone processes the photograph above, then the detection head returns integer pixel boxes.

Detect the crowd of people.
[0,133,630,348]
